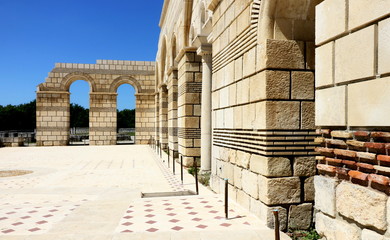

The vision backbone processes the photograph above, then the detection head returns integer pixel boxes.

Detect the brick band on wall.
[315,129,390,195]
[178,128,201,139]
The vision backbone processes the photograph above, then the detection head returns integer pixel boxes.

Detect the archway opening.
[69,80,90,145]
[116,83,136,144]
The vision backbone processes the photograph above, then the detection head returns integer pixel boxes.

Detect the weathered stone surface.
[379,18,390,75]
[236,150,250,168]
[294,157,316,176]
[336,181,387,231]
[234,165,243,189]
[335,26,375,83]
[264,39,305,69]
[316,0,346,44]
[291,71,314,100]
[241,169,258,199]
[304,176,314,201]
[251,198,288,232]
[266,101,300,129]
[349,0,390,30]
[315,86,346,126]
[301,101,315,129]
[288,203,312,230]
[258,176,300,205]
[314,175,338,217]
[361,229,385,240]
[236,189,250,210]
[315,42,333,87]
[249,155,292,177]
[316,212,361,240]
[348,76,390,127]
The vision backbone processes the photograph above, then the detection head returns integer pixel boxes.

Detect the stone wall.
[37,60,156,146]
[315,0,390,239]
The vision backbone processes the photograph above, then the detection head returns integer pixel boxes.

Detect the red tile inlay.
[192,218,202,221]
[2,229,15,234]
[37,220,48,224]
[204,205,213,208]
[165,207,174,211]
[145,209,154,212]
[43,214,53,218]
[146,220,156,224]
[21,216,31,219]
[12,222,23,226]
[209,210,218,214]
[185,206,194,209]
[28,210,37,214]
[6,212,16,215]
[28,228,41,232]
[49,209,58,212]
[243,222,251,225]
[200,201,208,203]
[146,227,159,232]
[145,214,155,218]
[0,217,8,221]
[182,202,190,205]
[122,222,133,226]
[163,203,171,206]
[172,226,183,231]
[126,210,133,213]
[121,230,133,233]
[124,215,133,219]
[169,219,180,223]
[221,223,231,227]
[188,212,198,215]
[167,213,177,216]
[196,224,208,229]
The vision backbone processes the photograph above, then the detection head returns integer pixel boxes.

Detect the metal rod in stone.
[173,150,176,175]
[194,159,199,195]
[159,143,162,158]
[180,155,183,184]
[225,178,228,219]
[167,147,170,168]
[273,209,280,240]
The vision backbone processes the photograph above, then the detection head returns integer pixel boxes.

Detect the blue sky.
[0,0,163,110]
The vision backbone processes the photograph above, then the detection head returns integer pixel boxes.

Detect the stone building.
[36,0,390,238]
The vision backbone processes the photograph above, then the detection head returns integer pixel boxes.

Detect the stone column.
[197,45,212,173]
[159,84,168,149]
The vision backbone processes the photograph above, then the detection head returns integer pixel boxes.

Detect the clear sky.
[0,0,163,110]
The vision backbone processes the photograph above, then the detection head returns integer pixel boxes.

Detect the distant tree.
[117,109,135,128]
[70,104,89,128]
[0,100,36,131]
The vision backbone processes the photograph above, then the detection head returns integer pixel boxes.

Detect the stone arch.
[109,75,142,94]
[159,36,168,84]
[61,72,97,92]
[258,0,323,42]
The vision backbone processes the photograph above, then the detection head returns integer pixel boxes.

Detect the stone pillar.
[89,92,117,145]
[197,45,212,173]
[36,91,70,146]
[177,49,202,166]
[135,93,156,144]
[159,84,168,149]
[155,92,160,144]
[167,67,179,152]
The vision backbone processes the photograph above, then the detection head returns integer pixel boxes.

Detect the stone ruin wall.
[36,60,155,146]
[314,0,390,239]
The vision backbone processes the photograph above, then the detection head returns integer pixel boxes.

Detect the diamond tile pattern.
[0,199,88,235]
[115,196,257,233]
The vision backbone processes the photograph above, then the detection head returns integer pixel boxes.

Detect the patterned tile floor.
[116,195,257,234]
[0,198,90,235]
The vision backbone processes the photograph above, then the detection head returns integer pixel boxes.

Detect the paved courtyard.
[0,145,290,239]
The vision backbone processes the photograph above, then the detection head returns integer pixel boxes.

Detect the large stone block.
[235,150,250,168]
[315,0,346,44]
[293,157,316,176]
[301,101,315,129]
[349,0,390,30]
[234,165,243,189]
[314,175,338,217]
[250,71,290,102]
[236,189,250,210]
[243,46,256,77]
[250,198,288,231]
[304,176,314,201]
[316,212,361,240]
[348,77,390,127]
[361,229,385,240]
[335,26,375,83]
[315,86,346,126]
[291,72,314,100]
[249,155,292,177]
[266,101,300,129]
[288,203,312,230]
[336,181,387,231]
[258,176,300,205]
[379,18,390,75]
[263,39,305,70]
[241,169,259,199]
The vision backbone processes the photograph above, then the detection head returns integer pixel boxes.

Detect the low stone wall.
[2,137,24,147]
[315,129,390,239]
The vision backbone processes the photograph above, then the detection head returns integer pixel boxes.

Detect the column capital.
[197,44,212,57]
